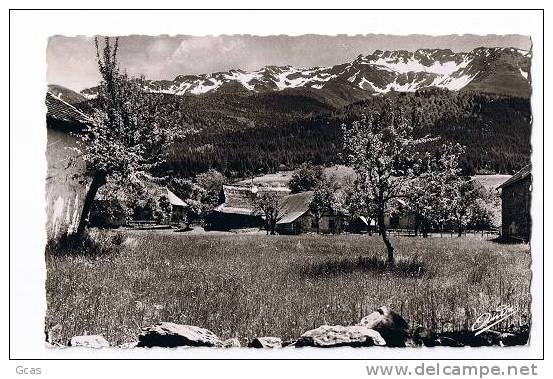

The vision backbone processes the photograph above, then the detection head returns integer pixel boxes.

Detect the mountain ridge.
[79,47,531,100]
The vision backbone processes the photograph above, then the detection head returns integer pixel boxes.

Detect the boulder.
[358,306,409,347]
[248,337,282,348]
[117,341,139,349]
[282,339,297,347]
[410,326,435,347]
[222,338,241,348]
[45,324,64,346]
[434,336,464,347]
[45,341,66,348]
[295,325,386,348]
[498,331,529,347]
[69,335,110,348]
[137,323,222,348]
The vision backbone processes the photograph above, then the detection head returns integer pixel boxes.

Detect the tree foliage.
[289,162,325,193]
[308,176,341,234]
[406,143,466,237]
[72,37,183,237]
[194,169,227,210]
[254,191,283,235]
[342,107,468,263]
[342,178,378,234]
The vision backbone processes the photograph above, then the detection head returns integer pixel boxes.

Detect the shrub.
[300,254,428,279]
[89,199,130,228]
[45,231,121,258]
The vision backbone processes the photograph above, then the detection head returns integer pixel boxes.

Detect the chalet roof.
[277,191,313,225]
[46,92,91,129]
[96,176,188,207]
[166,189,187,207]
[143,181,187,207]
[497,164,532,189]
[212,205,254,216]
[214,185,290,216]
[220,185,258,210]
[357,216,376,226]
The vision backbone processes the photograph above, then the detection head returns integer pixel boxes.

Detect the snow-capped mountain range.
[80,47,532,99]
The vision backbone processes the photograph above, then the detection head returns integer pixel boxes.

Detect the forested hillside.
[157,89,531,178]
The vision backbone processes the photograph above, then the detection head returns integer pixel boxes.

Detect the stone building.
[498,164,532,241]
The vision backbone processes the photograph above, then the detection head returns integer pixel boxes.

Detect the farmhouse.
[275,191,347,235]
[347,198,416,234]
[208,183,417,234]
[498,164,532,241]
[91,179,188,227]
[276,191,314,235]
[45,92,90,239]
[385,198,416,230]
[165,188,188,224]
[135,179,189,225]
[207,185,290,230]
[347,216,375,234]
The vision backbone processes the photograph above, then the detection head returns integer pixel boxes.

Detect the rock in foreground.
[295,325,386,348]
[358,306,409,347]
[248,337,282,348]
[222,338,241,348]
[138,322,222,348]
[69,335,110,348]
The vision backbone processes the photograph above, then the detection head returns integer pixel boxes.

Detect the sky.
[47,34,532,92]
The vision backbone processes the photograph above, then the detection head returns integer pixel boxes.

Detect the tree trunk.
[377,209,394,265]
[422,219,429,238]
[414,214,419,236]
[457,220,463,237]
[75,172,106,238]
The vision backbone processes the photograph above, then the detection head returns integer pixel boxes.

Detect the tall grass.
[45,231,531,345]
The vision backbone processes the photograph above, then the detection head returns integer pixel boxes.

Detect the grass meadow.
[45,230,531,345]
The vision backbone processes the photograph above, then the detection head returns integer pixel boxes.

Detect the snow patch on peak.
[368,56,470,76]
[81,47,530,97]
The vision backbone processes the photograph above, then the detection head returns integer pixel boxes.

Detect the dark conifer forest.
[148,88,531,178]
[77,87,531,179]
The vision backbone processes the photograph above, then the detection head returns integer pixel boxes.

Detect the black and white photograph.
[6,8,546,371]
[43,31,534,350]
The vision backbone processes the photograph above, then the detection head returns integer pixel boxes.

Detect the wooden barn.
[207,185,290,231]
[164,188,188,225]
[276,191,314,235]
[91,178,188,227]
[207,184,416,235]
[384,198,416,230]
[498,164,532,241]
[347,216,375,234]
[45,92,90,239]
[276,191,345,235]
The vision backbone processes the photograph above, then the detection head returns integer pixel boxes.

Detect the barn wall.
[277,213,314,235]
[206,212,263,231]
[384,214,415,229]
[45,128,88,240]
[501,178,532,240]
[319,215,344,234]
